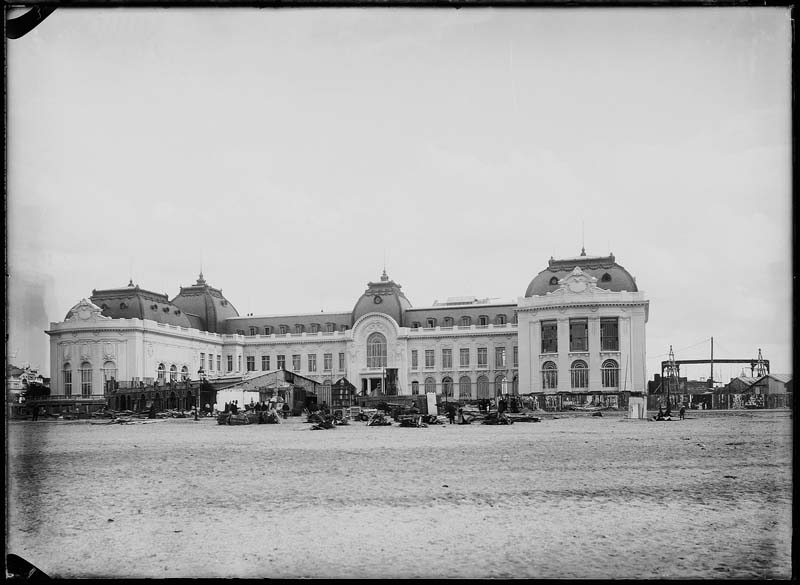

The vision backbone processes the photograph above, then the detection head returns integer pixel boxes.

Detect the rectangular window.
[541,321,558,353]
[308,354,317,372]
[324,353,333,371]
[442,349,452,369]
[249,326,257,336]
[216,355,221,371]
[460,348,470,367]
[326,323,335,333]
[495,347,507,368]
[311,323,319,333]
[338,352,345,371]
[279,325,289,334]
[569,318,589,352]
[411,350,418,369]
[426,318,436,328]
[292,355,301,371]
[262,355,270,371]
[208,355,213,371]
[227,355,233,372]
[237,355,242,371]
[601,318,619,351]
[246,356,255,371]
[425,349,435,368]
[277,355,286,370]
[200,352,205,367]
[513,346,519,368]
[477,347,488,368]
[264,326,272,335]
[64,369,72,396]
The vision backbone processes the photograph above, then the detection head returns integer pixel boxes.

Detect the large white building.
[46,250,649,410]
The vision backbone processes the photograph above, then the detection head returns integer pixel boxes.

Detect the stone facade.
[46,251,649,407]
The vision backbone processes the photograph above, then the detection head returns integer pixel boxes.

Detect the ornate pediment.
[547,267,602,296]
[65,299,112,322]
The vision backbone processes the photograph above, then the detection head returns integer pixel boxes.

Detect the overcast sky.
[7,7,792,379]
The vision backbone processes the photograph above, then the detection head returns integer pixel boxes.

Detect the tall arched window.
[411,381,419,395]
[424,377,436,394]
[458,376,472,399]
[495,375,507,396]
[442,377,453,398]
[181,366,189,381]
[571,360,588,389]
[169,364,178,383]
[80,361,92,397]
[323,379,332,397]
[157,363,166,383]
[102,361,117,391]
[602,359,619,388]
[541,361,558,390]
[477,375,490,399]
[366,332,387,368]
[63,363,72,396]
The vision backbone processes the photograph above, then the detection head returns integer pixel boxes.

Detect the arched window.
[279,325,289,334]
[541,361,558,390]
[323,379,332,396]
[157,363,166,383]
[442,377,453,397]
[477,375,491,398]
[495,314,507,325]
[63,363,72,396]
[442,317,454,328]
[181,366,189,381]
[366,332,387,368]
[571,360,588,389]
[169,364,178,383]
[311,323,320,333]
[424,377,436,394]
[458,376,472,399]
[411,381,419,395]
[602,359,619,388]
[295,324,305,334]
[80,361,92,397]
[459,316,472,327]
[495,375,507,396]
[478,315,489,326]
[102,361,117,382]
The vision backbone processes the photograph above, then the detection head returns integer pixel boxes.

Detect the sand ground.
[5,410,792,579]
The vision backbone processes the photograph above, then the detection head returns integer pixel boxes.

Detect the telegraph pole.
[709,337,714,388]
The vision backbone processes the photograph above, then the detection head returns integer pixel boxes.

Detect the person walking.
[446,403,456,424]
[679,405,686,420]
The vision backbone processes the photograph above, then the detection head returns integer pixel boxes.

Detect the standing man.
[446,403,456,424]
[679,404,686,420]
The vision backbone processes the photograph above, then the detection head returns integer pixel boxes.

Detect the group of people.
[222,400,292,418]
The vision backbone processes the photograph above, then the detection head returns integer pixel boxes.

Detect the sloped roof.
[525,250,638,297]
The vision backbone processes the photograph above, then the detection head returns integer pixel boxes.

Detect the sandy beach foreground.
[6,410,792,579]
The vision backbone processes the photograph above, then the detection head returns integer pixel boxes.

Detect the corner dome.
[352,270,412,326]
[525,250,638,297]
[171,272,240,333]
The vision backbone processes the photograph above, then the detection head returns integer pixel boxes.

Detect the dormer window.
[426,318,437,328]
[120,302,127,309]
[249,326,257,336]
[601,273,612,282]
[265,326,272,335]
[311,323,320,333]
[279,325,289,334]
[495,314,507,325]
[412,322,421,329]
[326,323,335,332]
[442,317,454,328]
[295,324,305,334]
[460,316,472,327]
[478,315,489,326]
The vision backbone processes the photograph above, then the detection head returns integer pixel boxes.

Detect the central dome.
[352,270,412,326]
[525,250,638,297]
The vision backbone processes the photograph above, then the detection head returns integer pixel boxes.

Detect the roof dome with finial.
[352,270,412,326]
[524,250,638,297]
[85,281,192,327]
[171,272,239,333]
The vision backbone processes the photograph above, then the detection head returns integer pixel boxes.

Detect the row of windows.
[240,352,347,373]
[410,346,519,370]
[409,314,516,329]
[540,359,619,389]
[62,361,121,397]
[410,375,518,397]
[236,323,349,336]
[541,318,619,353]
